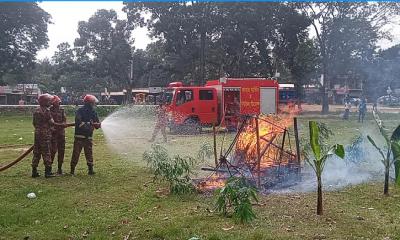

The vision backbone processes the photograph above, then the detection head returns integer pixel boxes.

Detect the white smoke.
[277,135,391,193]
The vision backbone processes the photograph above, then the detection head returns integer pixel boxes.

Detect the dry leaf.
[222,226,234,231]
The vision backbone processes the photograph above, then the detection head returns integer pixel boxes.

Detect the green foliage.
[143,144,196,194]
[304,120,344,215]
[74,9,132,91]
[391,125,400,185]
[304,121,340,168]
[367,111,400,191]
[367,111,395,167]
[305,121,345,177]
[0,3,51,80]
[215,177,258,224]
[124,3,310,84]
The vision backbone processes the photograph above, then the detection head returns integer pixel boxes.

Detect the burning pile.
[197,114,300,192]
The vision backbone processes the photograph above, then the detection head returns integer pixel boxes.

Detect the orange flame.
[196,173,226,191]
[235,114,295,170]
[197,109,298,192]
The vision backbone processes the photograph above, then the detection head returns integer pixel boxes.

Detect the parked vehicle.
[377,95,400,106]
[164,78,279,132]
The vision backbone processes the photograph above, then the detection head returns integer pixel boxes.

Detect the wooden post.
[293,117,301,176]
[213,124,218,167]
[255,117,261,188]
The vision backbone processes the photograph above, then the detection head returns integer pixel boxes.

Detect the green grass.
[0,112,400,240]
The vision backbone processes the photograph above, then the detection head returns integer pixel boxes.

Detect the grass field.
[1,111,400,240]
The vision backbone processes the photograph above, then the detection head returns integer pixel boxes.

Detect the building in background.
[0,84,41,105]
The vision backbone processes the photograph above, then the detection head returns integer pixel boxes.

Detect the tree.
[74,9,133,101]
[297,3,400,114]
[271,6,316,109]
[124,2,311,85]
[291,40,319,109]
[31,58,56,92]
[0,2,51,81]
[305,121,345,215]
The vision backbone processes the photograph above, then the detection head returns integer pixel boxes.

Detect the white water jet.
[101,106,156,160]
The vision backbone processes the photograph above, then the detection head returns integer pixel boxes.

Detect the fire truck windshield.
[164,90,174,105]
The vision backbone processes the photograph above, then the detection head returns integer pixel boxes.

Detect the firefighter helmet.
[83,94,99,104]
[38,94,53,106]
[52,95,61,104]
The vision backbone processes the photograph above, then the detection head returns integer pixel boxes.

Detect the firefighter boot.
[57,164,63,175]
[88,165,95,175]
[31,167,40,178]
[45,166,55,178]
[70,166,75,175]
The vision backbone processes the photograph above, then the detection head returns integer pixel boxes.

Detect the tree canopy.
[0,2,51,84]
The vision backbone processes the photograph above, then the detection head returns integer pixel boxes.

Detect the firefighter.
[32,93,55,178]
[358,97,367,123]
[50,95,67,174]
[149,102,168,142]
[70,94,101,175]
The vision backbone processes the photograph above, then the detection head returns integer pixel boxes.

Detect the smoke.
[275,135,391,193]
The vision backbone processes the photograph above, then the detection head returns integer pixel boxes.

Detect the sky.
[37,1,400,60]
[36,1,151,60]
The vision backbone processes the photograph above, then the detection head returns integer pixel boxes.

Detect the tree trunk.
[200,30,206,86]
[126,84,133,105]
[317,175,323,215]
[321,72,329,115]
[295,82,302,111]
[384,164,390,195]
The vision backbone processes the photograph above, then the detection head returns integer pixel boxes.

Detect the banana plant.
[304,121,345,215]
[367,111,400,193]
[392,125,400,186]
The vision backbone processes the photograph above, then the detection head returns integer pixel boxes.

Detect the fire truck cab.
[164,78,279,132]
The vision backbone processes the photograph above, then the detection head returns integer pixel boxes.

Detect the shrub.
[143,144,196,194]
[215,177,258,224]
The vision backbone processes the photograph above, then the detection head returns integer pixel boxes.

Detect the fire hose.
[0,123,75,172]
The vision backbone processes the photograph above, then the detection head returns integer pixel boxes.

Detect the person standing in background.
[358,97,367,123]
[149,102,168,143]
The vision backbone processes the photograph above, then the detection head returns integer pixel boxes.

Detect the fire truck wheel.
[184,118,201,134]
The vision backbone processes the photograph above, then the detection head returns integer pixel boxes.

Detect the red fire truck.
[164,78,279,132]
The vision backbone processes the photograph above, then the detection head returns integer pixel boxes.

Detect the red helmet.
[38,94,53,106]
[52,95,61,104]
[83,94,99,104]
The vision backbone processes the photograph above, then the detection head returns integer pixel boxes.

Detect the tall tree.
[0,2,51,82]
[74,9,133,101]
[297,2,400,114]
[124,2,310,85]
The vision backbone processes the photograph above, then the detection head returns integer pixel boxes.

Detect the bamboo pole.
[293,117,301,176]
[213,124,218,167]
[255,117,261,188]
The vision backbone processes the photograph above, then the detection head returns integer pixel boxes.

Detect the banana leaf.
[391,125,400,185]
[309,121,321,160]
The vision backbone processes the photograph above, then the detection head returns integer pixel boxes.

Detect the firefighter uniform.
[150,104,167,142]
[32,94,55,178]
[70,95,100,175]
[50,104,66,174]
